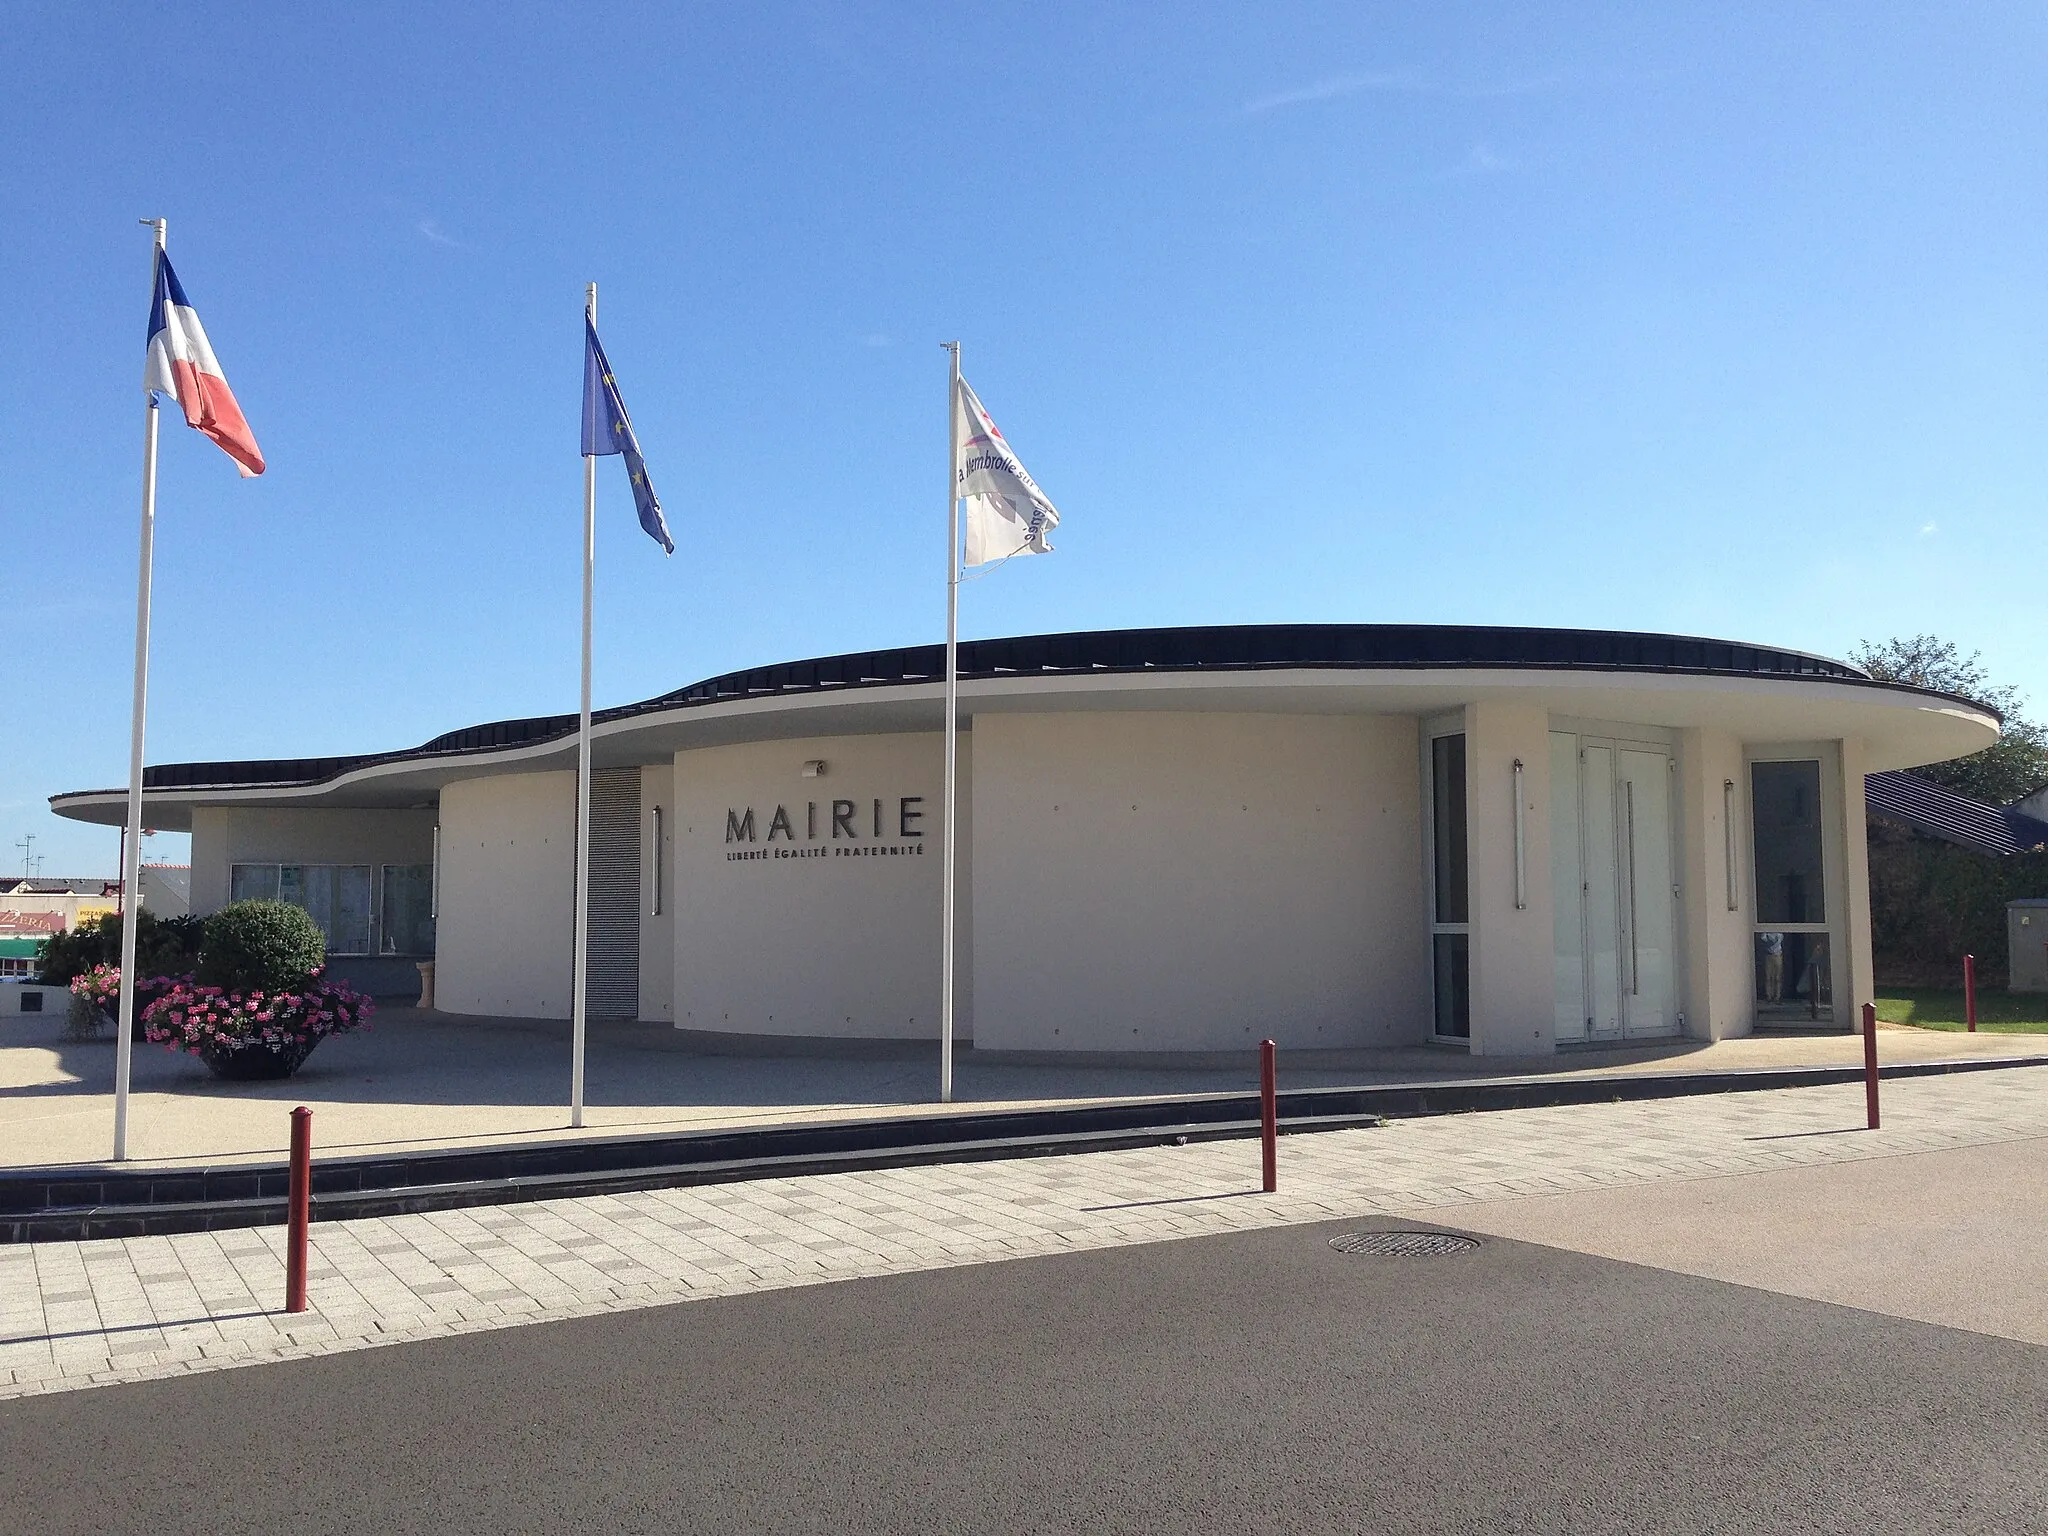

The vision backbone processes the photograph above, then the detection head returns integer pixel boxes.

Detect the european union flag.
[581,319,675,555]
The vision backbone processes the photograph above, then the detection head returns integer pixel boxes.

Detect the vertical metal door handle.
[650,805,664,917]
[1512,758,1526,911]
[1624,780,1640,996]
[1723,778,1738,912]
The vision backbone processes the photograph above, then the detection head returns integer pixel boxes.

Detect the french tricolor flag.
[143,252,264,477]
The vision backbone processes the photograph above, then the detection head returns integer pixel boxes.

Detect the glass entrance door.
[1551,732,1678,1042]
[1617,748,1676,1035]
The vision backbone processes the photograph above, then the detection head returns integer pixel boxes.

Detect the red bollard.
[285,1105,312,1313]
[1861,1003,1880,1131]
[1964,953,1977,1033]
[1259,1038,1278,1193]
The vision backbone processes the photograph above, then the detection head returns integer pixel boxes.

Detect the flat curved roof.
[49,623,2001,829]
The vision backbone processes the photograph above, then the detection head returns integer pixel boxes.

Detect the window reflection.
[1755,932,1831,1019]
[1751,760,1825,925]
[228,862,374,955]
[1433,932,1471,1039]
[1432,734,1469,925]
[380,864,436,955]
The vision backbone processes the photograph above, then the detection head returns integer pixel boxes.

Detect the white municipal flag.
[954,376,1060,567]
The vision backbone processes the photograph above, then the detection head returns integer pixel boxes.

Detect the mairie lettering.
[723,795,925,857]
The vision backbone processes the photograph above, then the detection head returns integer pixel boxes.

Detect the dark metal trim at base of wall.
[3,1054,2041,1242]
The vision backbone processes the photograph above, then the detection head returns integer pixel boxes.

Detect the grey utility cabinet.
[2011,899,2048,993]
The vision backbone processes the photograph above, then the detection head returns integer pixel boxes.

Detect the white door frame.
[1550,724,1683,1043]
[1743,741,1846,1029]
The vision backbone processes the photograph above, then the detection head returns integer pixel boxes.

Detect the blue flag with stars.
[581,318,675,555]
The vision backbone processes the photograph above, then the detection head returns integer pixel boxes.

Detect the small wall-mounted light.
[801,760,827,778]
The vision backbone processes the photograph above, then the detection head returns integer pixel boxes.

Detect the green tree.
[36,909,204,986]
[1851,634,2048,805]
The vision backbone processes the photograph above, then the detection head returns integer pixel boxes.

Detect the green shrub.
[147,914,205,974]
[37,910,204,986]
[1870,820,2048,984]
[197,901,326,991]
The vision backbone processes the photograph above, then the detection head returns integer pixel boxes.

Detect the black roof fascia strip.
[70,622,1990,799]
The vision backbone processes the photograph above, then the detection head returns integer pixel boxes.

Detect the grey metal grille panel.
[587,768,642,1019]
[1865,769,2048,857]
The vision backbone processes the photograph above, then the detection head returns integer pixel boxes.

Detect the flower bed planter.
[143,974,372,1081]
[198,1034,321,1080]
[66,967,177,1042]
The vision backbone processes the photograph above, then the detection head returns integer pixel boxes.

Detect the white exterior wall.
[971,712,1427,1053]
[673,732,967,1039]
[434,772,575,1018]
[640,760,677,1022]
[1464,703,1556,1056]
[139,865,191,916]
[171,710,1894,1048]
[188,806,436,920]
[1677,727,1754,1040]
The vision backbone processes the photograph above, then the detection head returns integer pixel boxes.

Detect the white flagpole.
[571,282,596,1130]
[939,341,962,1104]
[114,216,166,1163]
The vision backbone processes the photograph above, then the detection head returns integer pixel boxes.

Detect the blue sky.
[4,2,2044,875]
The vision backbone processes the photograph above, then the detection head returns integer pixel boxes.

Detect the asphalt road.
[3,1219,2043,1536]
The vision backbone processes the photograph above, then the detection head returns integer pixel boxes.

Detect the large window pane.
[1751,760,1825,924]
[381,864,436,955]
[229,864,279,902]
[1432,733,1469,925]
[333,866,372,954]
[267,863,373,955]
[1432,933,1471,1039]
[282,865,325,939]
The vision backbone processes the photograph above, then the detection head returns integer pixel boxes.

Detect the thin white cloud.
[1238,71,1416,116]
[1460,73,1567,100]
[416,218,462,249]
[1238,69,1575,117]
[1918,521,1939,537]
[860,332,894,349]
[1447,142,1512,177]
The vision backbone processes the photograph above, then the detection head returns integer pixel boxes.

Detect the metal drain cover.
[1328,1230,1480,1257]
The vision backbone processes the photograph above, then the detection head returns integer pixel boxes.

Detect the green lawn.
[1874,987,2048,1033]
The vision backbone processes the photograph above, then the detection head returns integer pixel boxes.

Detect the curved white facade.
[51,625,2003,1056]
[969,712,1425,1052]
[673,730,966,1039]
[436,772,577,1019]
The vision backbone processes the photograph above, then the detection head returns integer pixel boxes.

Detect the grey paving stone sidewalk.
[3,1067,2044,1400]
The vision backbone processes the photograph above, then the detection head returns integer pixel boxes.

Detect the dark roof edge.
[49,622,1999,802]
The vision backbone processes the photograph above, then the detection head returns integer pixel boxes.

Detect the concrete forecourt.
[2,1068,2046,1534]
